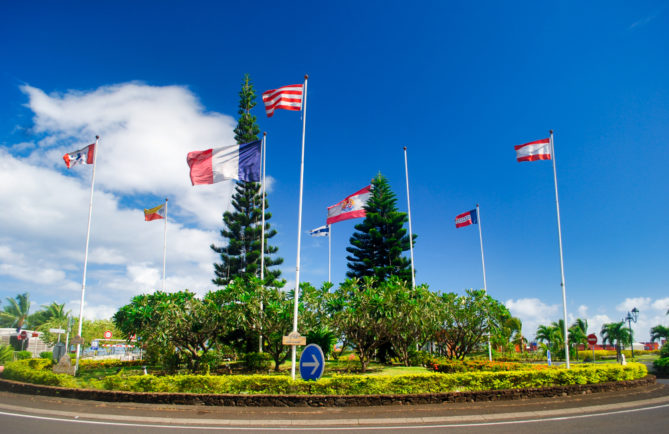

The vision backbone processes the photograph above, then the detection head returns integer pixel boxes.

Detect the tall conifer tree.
[346,173,416,282]
[211,74,283,286]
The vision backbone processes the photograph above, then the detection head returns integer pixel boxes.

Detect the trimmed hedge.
[653,357,669,376]
[429,359,526,373]
[1,359,647,396]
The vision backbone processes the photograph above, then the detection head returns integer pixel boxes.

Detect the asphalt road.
[0,380,667,433]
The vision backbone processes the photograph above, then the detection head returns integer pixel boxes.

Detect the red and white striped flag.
[515,138,552,162]
[262,84,303,117]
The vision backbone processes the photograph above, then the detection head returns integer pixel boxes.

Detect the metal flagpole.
[403,147,416,289]
[291,75,308,380]
[259,132,267,353]
[550,130,570,369]
[162,198,168,291]
[74,135,99,375]
[328,224,331,283]
[476,204,493,361]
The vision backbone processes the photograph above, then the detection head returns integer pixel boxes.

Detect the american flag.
[262,84,303,117]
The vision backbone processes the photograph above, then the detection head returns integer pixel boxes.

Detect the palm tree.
[30,302,71,327]
[650,325,669,343]
[569,318,589,360]
[601,321,631,362]
[536,324,555,347]
[0,293,31,331]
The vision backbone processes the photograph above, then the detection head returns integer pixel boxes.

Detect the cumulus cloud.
[505,298,560,340]
[0,83,244,318]
[616,297,652,312]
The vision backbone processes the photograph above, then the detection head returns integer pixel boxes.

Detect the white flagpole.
[550,130,570,369]
[162,198,168,291]
[74,135,99,375]
[328,224,332,284]
[476,204,492,361]
[403,147,416,289]
[291,75,308,380]
[259,132,267,353]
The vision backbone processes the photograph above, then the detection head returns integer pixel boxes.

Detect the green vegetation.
[2,359,647,395]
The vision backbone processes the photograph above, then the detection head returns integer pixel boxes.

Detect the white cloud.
[505,298,560,340]
[651,297,669,312]
[0,83,244,319]
[616,297,651,312]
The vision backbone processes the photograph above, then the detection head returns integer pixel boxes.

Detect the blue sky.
[1,1,667,340]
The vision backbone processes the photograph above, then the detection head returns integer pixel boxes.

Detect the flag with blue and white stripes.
[310,225,329,237]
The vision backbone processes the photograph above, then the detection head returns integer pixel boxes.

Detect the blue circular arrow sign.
[299,343,325,381]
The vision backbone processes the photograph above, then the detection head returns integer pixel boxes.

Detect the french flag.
[187,140,261,185]
[455,209,478,228]
[515,138,552,162]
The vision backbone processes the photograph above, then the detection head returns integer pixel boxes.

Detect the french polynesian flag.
[326,185,372,225]
[63,144,95,168]
[455,209,478,228]
[187,140,261,185]
[515,138,552,162]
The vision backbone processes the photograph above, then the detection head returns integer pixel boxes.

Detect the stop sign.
[587,333,598,345]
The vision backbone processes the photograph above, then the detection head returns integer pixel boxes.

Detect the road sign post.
[587,333,598,363]
[299,344,325,381]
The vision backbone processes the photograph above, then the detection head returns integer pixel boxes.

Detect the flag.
[63,144,95,168]
[187,140,261,185]
[515,138,552,162]
[455,209,478,228]
[144,203,166,221]
[326,185,372,224]
[262,84,303,117]
[310,225,329,237]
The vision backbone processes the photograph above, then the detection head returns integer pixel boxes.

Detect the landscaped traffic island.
[0,358,650,404]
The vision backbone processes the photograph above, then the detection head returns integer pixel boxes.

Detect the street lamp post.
[624,307,639,359]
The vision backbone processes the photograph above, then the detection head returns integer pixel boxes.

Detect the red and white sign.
[103,330,112,339]
[587,334,598,345]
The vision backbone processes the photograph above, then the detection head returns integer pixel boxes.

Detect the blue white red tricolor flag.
[515,138,552,162]
[455,209,478,228]
[309,225,329,237]
[326,185,372,225]
[187,140,261,185]
[144,203,166,221]
[63,144,95,168]
[262,84,304,117]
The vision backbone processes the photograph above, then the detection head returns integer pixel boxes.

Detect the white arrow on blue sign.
[299,343,325,381]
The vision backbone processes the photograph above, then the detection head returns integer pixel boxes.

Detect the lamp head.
[631,307,639,322]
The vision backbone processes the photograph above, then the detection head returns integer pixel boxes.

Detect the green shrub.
[0,345,14,363]
[15,351,32,360]
[306,327,336,358]
[1,359,77,388]
[39,352,53,360]
[243,352,272,372]
[653,357,669,376]
[429,359,526,373]
[660,344,669,358]
[6,359,647,396]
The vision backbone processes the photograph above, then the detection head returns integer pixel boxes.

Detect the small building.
[0,328,53,358]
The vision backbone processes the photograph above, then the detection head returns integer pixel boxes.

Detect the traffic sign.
[103,330,112,339]
[49,328,66,334]
[91,340,99,350]
[282,331,306,346]
[299,344,325,381]
[17,330,28,341]
[587,334,598,345]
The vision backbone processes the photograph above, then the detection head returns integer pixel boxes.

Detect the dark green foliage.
[243,352,272,371]
[346,174,415,282]
[661,344,669,358]
[654,357,669,376]
[306,326,337,358]
[0,293,31,329]
[39,351,53,359]
[0,345,13,363]
[211,74,283,286]
[15,350,31,360]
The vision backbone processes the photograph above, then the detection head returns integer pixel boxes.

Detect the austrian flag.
[262,84,303,117]
[515,138,552,162]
